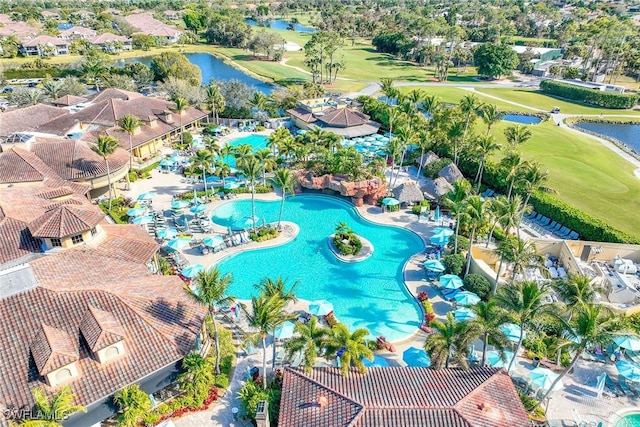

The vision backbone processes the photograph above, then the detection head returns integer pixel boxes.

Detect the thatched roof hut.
[422,177,454,200]
[438,163,464,184]
[392,181,424,205]
[417,151,440,167]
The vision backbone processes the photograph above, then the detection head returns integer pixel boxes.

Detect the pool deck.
[121,157,630,427]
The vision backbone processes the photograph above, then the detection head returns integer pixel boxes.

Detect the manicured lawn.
[396,86,528,112]
[476,88,640,116]
[487,120,640,236]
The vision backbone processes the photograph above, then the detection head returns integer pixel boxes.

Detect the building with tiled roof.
[58,25,97,40]
[278,367,531,427]
[288,97,380,138]
[0,14,39,38]
[51,94,88,107]
[0,104,69,139]
[20,35,71,56]
[87,33,132,52]
[124,12,182,43]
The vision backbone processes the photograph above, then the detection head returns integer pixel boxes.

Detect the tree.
[118,114,141,173]
[8,88,48,107]
[473,43,519,79]
[472,135,501,191]
[459,94,483,161]
[441,179,472,254]
[241,156,262,232]
[192,149,214,197]
[183,10,208,33]
[255,148,277,186]
[493,236,542,289]
[113,384,152,427]
[520,162,553,207]
[204,82,225,124]
[150,52,201,86]
[500,152,526,200]
[470,300,510,366]
[79,55,107,91]
[158,77,203,105]
[91,135,119,210]
[380,77,397,105]
[172,97,189,147]
[185,267,235,374]
[495,281,555,372]
[503,125,532,151]
[24,386,86,427]
[131,34,156,50]
[553,274,598,305]
[304,31,343,84]
[424,313,479,369]
[461,195,489,276]
[178,353,214,405]
[325,323,373,376]
[41,79,62,100]
[285,316,330,373]
[269,168,296,228]
[415,130,432,180]
[480,104,503,135]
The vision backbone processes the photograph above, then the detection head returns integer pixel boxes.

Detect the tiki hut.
[392,181,424,205]
[417,151,440,167]
[422,177,454,200]
[438,163,464,184]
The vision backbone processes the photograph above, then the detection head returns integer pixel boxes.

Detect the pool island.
[327,234,374,263]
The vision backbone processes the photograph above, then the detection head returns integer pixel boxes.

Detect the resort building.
[123,12,183,44]
[556,78,627,93]
[278,367,531,427]
[20,35,70,56]
[0,179,207,427]
[287,97,381,138]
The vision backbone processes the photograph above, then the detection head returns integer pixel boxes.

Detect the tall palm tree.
[391,122,416,189]
[380,77,396,105]
[91,134,120,210]
[480,104,503,135]
[470,300,510,366]
[521,162,554,207]
[205,82,225,124]
[192,149,215,197]
[255,148,277,186]
[447,120,465,165]
[384,137,403,189]
[233,144,254,169]
[415,129,432,179]
[171,97,189,146]
[420,94,441,118]
[269,168,296,228]
[178,353,214,402]
[500,152,526,200]
[185,267,235,374]
[504,124,532,151]
[214,160,231,188]
[26,386,86,427]
[441,179,472,254]
[113,384,152,427]
[473,134,501,191]
[495,281,555,372]
[242,293,291,389]
[41,79,62,100]
[461,195,489,276]
[266,126,292,156]
[493,236,542,292]
[325,323,373,376]
[537,303,629,406]
[241,156,262,232]
[424,313,480,369]
[118,114,142,172]
[553,274,598,305]
[459,93,482,144]
[500,194,529,239]
[485,195,508,248]
[285,317,331,373]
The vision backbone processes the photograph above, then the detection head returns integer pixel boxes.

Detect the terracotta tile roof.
[0,149,44,183]
[0,104,69,138]
[58,26,97,38]
[0,217,42,265]
[29,205,104,238]
[79,305,126,352]
[21,35,70,47]
[88,33,130,45]
[89,88,143,103]
[51,94,88,106]
[37,187,76,200]
[30,323,79,375]
[316,107,370,128]
[97,224,160,263]
[124,12,182,37]
[279,367,530,427]
[287,107,317,123]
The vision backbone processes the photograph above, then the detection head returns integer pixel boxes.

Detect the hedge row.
[540,80,639,109]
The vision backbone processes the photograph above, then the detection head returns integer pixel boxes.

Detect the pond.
[502,114,542,125]
[574,121,640,152]
[121,52,273,94]
[245,18,316,33]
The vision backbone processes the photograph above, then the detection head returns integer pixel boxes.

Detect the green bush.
[523,336,546,358]
[540,80,639,109]
[423,158,453,179]
[333,232,362,255]
[411,200,431,216]
[249,226,279,242]
[183,132,194,146]
[127,172,138,182]
[442,253,466,276]
[231,184,273,194]
[98,196,129,224]
[463,274,491,301]
[214,374,229,389]
[238,380,281,422]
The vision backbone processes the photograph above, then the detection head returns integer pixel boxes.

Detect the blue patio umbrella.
[453,291,481,306]
[432,230,453,241]
[433,227,454,237]
[159,159,173,167]
[382,197,400,206]
[127,207,146,217]
[274,321,296,340]
[224,182,240,190]
[439,274,464,290]
[132,215,154,225]
[402,347,431,367]
[190,204,208,214]
[363,355,390,368]
[166,237,191,250]
[434,205,441,221]
[171,200,189,209]
[486,350,515,368]
[500,323,526,342]
[203,235,225,247]
[233,215,260,230]
[156,228,178,239]
[423,259,446,272]
[181,263,205,278]
[309,300,334,316]
[453,307,477,321]
[530,367,563,390]
[614,336,640,351]
[206,176,221,185]
[617,360,640,382]
[137,191,156,200]
[430,235,449,246]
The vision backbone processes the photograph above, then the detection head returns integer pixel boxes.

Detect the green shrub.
[127,172,138,182]
[231,184,273,194]
[463,274,491,301]
[98,196,129,224]
[523,336,546,358]
[540,80,639,109]
[423,158,453,179]
[411,200,431,215]
[442,253,466,276]
[214,374,229,389]
[560,351,571,367]
[249,226,279,242]
[183,132,194,146]
[333,232,362,255]
[238,380,281,422]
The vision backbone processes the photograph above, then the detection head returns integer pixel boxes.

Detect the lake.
[574,121,640,152]
[122,52,273,94]
[245,18,316,33]
[502,114,542,125]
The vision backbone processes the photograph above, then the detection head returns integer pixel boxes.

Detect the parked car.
[2,87,13,93]
[27,82,37,88]
[551,107,560,114]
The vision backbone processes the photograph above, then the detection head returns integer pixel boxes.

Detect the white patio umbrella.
[529,367,563,391]
[273,321,296,340]
[309,300,334,316]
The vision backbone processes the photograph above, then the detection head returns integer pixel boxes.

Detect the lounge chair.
[546,220,558,230]
[532,213,543,222]
[568,231,579,240]
[441,288,461,298]
[525,211,537,219]
[552,222,563,232]
[558,226,570,237]
[538,217,551,226]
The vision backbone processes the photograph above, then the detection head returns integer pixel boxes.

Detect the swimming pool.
[212,195,424,341]
[220,135,269,169]
[617,412,640,426]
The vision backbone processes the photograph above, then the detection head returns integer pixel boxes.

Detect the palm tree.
[185,267,235,374]
[493,236,542,292]
[473,134,501,191]
[501,194,529,238]
[242,293,291,389]
[495,281,555,372]
[214,160,231,188]
[424,313,480,369]
[266,126,293,156]
[41,79,62,100]
[192,149,215,197]
[500,152,526,200]
[441,179,472,254]
[447,120,465,165]
[415,129,432,179]
[255,148,277,186]
[380,77,396,105]
[118,114,142,173]
[171,97,189,146]
[269,168,296,228]
[553,274,598,305]
[205,82,225,124]
[25,386,86,427]
[384,138,403,189]
[504,124,532,151]
[470,300,510,366]
[233,144,254,169]
[325,323,373,376]
[285,317,331,373]
[91,135,120,210]
[241,156,262,232]
[480,104,503,135]
[537,303,630,407]
[459,93,482,142]
[520,162,554,207]
[113,384,152,427]
[391,122,416,189]
[178,353,214,402]
[420,94,441,117]
[461,195,489,276]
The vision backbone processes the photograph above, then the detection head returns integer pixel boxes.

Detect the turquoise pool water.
[220,135,269,169]
[212,195,424,341]
[618,413,640,426]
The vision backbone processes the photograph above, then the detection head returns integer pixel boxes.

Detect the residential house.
[20,35,70,56]
[40,10,61,20]
[58,25,98,40]
[163,9,182,20]
[124,12,183,44]
[0,14,39,38]
[87,33,132,52]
